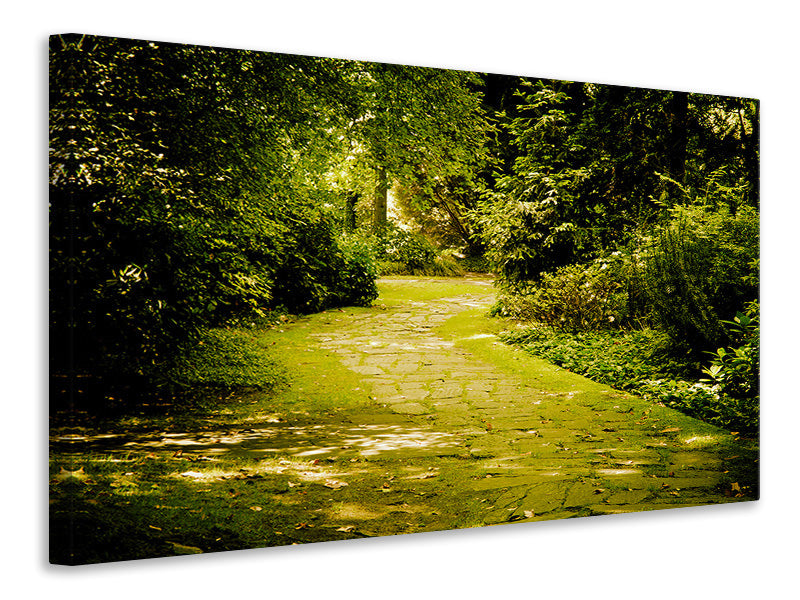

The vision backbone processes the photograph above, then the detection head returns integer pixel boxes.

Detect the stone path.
[300,277,757,522]
[54,276,757,531]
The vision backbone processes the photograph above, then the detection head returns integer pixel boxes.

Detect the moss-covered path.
[303,276,758,520]
[50,276,758,563]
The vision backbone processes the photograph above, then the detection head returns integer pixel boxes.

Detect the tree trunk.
[372,167,389,231]
[344,192,358,231]
[666,90,689,185]
[742,99,760,207]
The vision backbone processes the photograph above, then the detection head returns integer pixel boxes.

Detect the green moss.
[377,277,491,305]
[168,328,286,390]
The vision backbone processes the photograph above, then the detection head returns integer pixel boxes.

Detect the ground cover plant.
[499,324,758,433]
[493,201,759,434]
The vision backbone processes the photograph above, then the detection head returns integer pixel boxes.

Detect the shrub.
[638,378,758,433]
[697,300,759,429]
[370,223,465,276]
[458,254,492,273]
[492,251,643,331]
[332,234,380,306]
[638,204,759,350]
[475,189,581,290]
[378,225,438,269]
[500,326,692,391]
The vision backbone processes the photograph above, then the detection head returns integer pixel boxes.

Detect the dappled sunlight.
[329,503,387,521]
[596,468,641,477]
[52,422,463,460]
[174,468,241,483]
[681,435,723,449]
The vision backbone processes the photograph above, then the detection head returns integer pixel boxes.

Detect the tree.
[49,34,375,401]
[476,77,759,289]
[344,62,490,241]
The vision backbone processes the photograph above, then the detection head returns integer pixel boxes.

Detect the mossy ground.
[50,276,758,565]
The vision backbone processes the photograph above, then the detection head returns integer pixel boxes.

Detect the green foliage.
[49,35,378,397]
[351,63,491,233]
[492,253,636,330]
[699,301,759,416]
[379,225,437,269]
[475,181,582,288]
[637,378,758,433]
[332,234,380,306]
[476,80,758,292]
[359,224,464,276]
[501,324,757,432]
[458,254,491,273]
[500,327,691,389]
[638,204,759,349]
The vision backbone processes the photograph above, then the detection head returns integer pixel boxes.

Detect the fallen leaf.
[249,506,263,511]
[324,479,348,489]
[523,510,535,518]
[168,542,203,555]
[660,427,681,433]
[336,525,356,533]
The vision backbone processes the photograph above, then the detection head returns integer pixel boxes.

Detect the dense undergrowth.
[492,202,759,433]
[500,321,758,433]
[348,223,470,277]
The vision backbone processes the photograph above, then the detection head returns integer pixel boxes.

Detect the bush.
[639,204,759,350]
[378,225,437,269]
[693,300,759,431]
[458,254,492,273]
[370,223,465,276]
[491,251,643,331]
[638,378,758,433]
[332,234,380,306]
[500,326,693,391]
[475,189,581,290]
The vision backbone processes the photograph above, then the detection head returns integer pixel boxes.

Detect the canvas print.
[49,34,759,565]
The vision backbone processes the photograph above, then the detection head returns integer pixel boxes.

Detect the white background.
[6,1,797,597]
